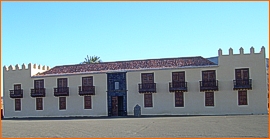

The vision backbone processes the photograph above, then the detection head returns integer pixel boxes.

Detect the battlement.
[3,63,50,72]
[218,46,265,56]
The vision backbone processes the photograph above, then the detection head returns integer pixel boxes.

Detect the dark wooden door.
[111,96,118,116]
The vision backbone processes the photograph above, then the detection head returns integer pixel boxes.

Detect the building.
[2,47,268,118]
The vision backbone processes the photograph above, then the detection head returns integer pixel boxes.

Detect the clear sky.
[2,2,269,68]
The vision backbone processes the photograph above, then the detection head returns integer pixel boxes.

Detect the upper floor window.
[34,79,44,89]
[235,68,249,80]
[142,73,154,83]
[58,78,68,88]
[172,71,185,82]
[14,84,21,90]
[82,76,93,86]
[202,70,216,81]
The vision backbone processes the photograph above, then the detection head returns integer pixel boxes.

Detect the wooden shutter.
[205,92,214,106]
[36,98,43,110]
[35,80,44,89]
[142,73,154,83]
[144,93,153,107]
[172,72,185,82]
[59,97,66,110]
[84,96,91,109]
[14,84,21,90]
[235,68,249,80]
[175,92,184,107]
[58,78,67,88]
[238,91,247,105]
[82,77,93,86]
[15,99,21,111]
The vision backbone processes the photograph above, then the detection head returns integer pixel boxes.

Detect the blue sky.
[2,2,269,68]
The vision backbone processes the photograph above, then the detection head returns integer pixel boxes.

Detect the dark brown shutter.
[242,69,249,79]
[238,91,247,105]
[142,73,154,83]
[144,93,153,107]
[83,77,93,86]
[15,99,21,111]
[175,92,184,107]
[202,70,216,81]
[84,96,91,109]
[36,98,43,110]
[205,92,214,106]
[58,78,67,88]
[35,80,44,89]
[235,68,249,80]
[59,97,66,110]
[14,84,21,90]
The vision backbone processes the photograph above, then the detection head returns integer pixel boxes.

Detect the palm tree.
[81,55,102,64]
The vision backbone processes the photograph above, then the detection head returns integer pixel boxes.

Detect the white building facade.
[2,47,268,118]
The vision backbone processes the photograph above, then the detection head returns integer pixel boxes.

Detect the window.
[34,80,45,96]
[175,92,184,107]
[57,78,68,93]
[59,97,66,110]
[15,99,21,111]
[144,93,153,107]
[238,90,247,105]
[84,96,91,109]
[202,70,216,81]
[235,68,249,80]
[82,77,93,86]
[14,84,22,95]
[142,73,154,83]
[205,92,214,106]
[34,80,44,89]
[36,98,43,110]
[172,72,185,87]
[115,82,119,90]
[141,73,155,89]
[172,72,185,82]
[58,78,68,88]
[14,84,21,90]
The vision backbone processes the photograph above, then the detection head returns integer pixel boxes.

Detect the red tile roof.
[36,56,217,76]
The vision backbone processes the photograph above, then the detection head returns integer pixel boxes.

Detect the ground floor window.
[59,97,66,110]
[175,92,184,107]
[36,98,43,110]
[238,90,247,105]
[144,93,153,107]
[15,99,21,111]
[205,92,214,106]
[84,96,91,109]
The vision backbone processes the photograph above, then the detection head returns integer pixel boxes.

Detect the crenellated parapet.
[3,63,50,76]
[218,46,265,56]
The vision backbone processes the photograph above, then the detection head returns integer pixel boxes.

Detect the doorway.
[111,96,124,116]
